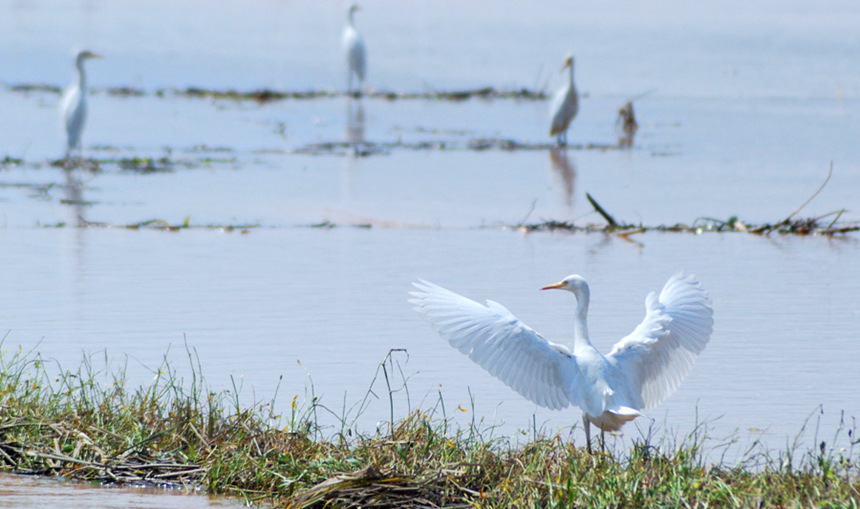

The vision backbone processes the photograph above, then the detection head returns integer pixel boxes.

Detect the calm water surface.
[0,1,859,503]
[1,229,857,453]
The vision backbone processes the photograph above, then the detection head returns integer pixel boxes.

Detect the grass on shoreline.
[0,343,857,508]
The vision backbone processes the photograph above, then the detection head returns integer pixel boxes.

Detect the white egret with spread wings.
[410,273,713,452]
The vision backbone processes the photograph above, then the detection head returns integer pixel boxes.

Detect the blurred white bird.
[59,49,102,159]
[411,273,713,453]
[548,55,579,146]
[342,3,366,94]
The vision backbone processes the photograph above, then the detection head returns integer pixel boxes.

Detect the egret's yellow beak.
[541,282,566,291]
[560,57,573,72]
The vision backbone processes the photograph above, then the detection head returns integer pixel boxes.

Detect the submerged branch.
[585,192,619,227]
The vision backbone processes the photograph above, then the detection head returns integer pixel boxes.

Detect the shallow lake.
[1,0,859,503]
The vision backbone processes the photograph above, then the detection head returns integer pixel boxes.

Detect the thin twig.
[780,162,833,225]
[824,209,845,230]
[518,199,538,227]
[629,88,657,102]
[153,468,206,478]
[22,449,100,467]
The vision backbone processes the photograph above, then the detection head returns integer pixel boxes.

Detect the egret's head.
[75,49,103,63]
[541,274,588,294]
[561,55,574,72]
[348,3,361,15]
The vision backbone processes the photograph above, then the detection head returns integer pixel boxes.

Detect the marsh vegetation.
[0,346,856,507]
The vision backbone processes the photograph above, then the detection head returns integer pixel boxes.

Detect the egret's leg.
[582,413,592,454]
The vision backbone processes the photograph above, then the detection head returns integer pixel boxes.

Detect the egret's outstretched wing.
[607,273,713,410]
[410,280,579,410]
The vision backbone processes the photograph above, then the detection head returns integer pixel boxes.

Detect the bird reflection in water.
[62,168,87,227]
[549,147,576,207]
[346,98,365,144]
[342,97,366,196]
[615,101,638,148]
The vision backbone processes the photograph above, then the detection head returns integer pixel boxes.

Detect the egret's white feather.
[607,272,714,410]
[410,280,580,411]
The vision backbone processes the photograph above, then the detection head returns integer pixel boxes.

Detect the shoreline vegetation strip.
[0,345,857,507]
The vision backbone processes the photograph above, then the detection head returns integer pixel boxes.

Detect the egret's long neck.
[568,63,575,89]
[572,286,592,351]
[347,10,356,28]
[76,58,87,91]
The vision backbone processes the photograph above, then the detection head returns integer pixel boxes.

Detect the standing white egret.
[59,49,102,158]
[410,273,713,453]
[342,3,366,94]
[548,55,578,146]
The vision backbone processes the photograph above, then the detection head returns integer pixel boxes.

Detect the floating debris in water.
[4,82,547,102]
[293,141,390,157]
[513,217,859,236]
[6,83,62,94]
[106,86,146,97]
[467,138,525,151]
[162,86,548,103]
[42,217,261,233]
[40,217,381,232]
[291,138,618,155]
[514,175,859,237]
[1,155,24,166]
[118,156,176,173]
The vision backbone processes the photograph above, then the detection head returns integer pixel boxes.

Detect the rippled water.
[1,0,859,503]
